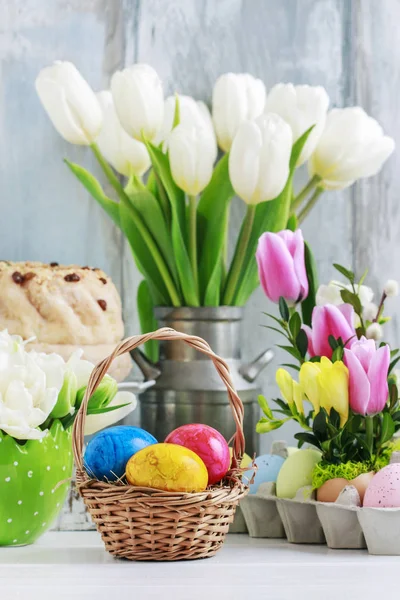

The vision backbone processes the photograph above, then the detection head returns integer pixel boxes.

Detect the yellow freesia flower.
[276,368,304,415]
[299,357,349,426]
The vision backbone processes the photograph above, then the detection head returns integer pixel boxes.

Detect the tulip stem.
[188,195,199,294]
[365,415,374,457]
[297,187,324,223]
[223,205,256,305]
[291,175,321,212]
[89,143,181,307]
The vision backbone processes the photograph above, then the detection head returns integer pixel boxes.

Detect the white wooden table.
[0,531,398,600]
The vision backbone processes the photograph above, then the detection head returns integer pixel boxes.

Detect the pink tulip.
[344,337,390,415]
[256,229,308,304]
[303,304,357,358]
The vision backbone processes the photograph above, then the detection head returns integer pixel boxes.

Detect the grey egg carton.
[231,448,400,554]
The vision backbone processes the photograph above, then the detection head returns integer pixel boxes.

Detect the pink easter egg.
[165,424,230,485]
[364,464,400,508]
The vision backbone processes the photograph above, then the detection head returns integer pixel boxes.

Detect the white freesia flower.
[96,91,151,177]
[229,113,292,204]
[35,61,103,145]
[111,64,164,142]
[309,107,395,190]
[169,124,216,195]
[316,281,374,307]
[264,83,329,165]
[0,332,63,440]
[212,73,266,152]
[155,94,217,159]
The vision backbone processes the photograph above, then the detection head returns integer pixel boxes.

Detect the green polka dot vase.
[0,420,73,546]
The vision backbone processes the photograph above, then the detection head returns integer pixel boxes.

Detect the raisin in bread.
[0,261,132,381]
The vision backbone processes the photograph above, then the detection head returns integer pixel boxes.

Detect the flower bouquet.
[0,331,136,546]
[35,62,394,361]
[253,228,400,552]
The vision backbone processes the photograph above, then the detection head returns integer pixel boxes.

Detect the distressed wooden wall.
[0,0,397,529]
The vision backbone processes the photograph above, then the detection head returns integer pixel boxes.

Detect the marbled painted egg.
[244,454,285,494]
[276,449,322,499]
[364,464,400,508]
[84,425,157,481]
[126,443,208,492]
[165,424,230,485]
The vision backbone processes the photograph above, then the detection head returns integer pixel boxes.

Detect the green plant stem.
[297,187,324,224]
[188,195,199,295]
[366,415,374,457]
[291,175,321,212]
[223,205,256,305]
[90,143,181,307]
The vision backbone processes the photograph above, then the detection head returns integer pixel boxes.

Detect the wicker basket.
[72,328,249,561]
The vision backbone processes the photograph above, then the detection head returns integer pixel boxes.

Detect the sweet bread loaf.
[0,261,132,380]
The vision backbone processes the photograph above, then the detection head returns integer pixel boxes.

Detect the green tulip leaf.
[64,160,120,228]
[286,213,298,232]
[170,200,199,306]
[380,412,395,445]
[301,242,319,326]
[125,187,179,287]
[144,141,186,238]
[119,202,170,305]
[137,280,159,362]
[197,154,234,303]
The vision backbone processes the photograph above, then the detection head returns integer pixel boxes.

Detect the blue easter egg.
[245,454,285,494]
[84,425,157,481]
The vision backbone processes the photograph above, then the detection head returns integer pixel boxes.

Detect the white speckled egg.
[276,449,322,499]
[364,464,400,508]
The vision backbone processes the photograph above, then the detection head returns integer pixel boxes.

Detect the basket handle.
[72,327,245,478]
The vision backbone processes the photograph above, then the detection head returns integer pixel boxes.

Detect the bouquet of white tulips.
[0,330,136,441]
[36,62,394,353]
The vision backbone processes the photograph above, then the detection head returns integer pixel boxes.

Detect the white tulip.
[0,331,63,440]
[96,91,150,177]
[155,94,217,159]
[169,124,216,195]
[111,64,164,142]
[35,61,103,145]
[309,107,395,190]
[212,73,266,152]
[264,83,329,165]
[84,391,137,436]
[228,113,292,205]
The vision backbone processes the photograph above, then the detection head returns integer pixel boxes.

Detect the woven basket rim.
[73,327,247,489]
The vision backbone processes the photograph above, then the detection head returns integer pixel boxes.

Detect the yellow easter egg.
[229,448,252,468]
[126,443,208,493]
